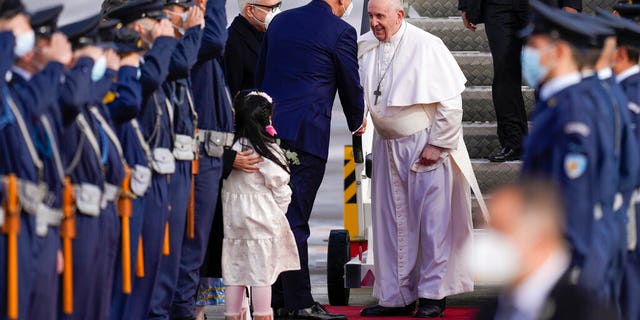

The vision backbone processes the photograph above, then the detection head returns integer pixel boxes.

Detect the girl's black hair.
[233,89,289,173]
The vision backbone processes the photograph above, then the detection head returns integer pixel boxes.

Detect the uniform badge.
[564,153,587,179]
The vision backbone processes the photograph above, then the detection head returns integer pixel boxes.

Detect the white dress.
[221,139,301,286]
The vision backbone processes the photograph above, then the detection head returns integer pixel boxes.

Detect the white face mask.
[341,1,353,19]
[14,30,35,58]
[463,230,521,285]
[253,6,281,30]
[91,55,108,82]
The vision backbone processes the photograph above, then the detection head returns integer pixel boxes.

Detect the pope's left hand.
[420,144,443,166]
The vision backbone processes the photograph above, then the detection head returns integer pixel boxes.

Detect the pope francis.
[358,0,486,317]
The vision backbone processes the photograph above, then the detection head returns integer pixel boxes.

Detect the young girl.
[222,90,300,320]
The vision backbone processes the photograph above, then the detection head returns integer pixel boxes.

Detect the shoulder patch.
[564,122,590,137]
[564,153,587,179]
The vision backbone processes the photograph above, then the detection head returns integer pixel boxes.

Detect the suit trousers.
[483,2,528,151]
[148,161,192,320]
[171,151,223,319]
[271,142,326,311]
[110,197,145,320]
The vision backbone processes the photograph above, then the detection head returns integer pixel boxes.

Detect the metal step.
[462,86,535,123]
[407,17,490,52]
[454,51,493,87]
[407,0,615,18]
[471,159,521,194]
[463,123,500,159]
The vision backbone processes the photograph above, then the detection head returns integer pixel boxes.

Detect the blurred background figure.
[472,179,616,320]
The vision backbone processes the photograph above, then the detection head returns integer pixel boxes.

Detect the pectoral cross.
[374,84,381,105]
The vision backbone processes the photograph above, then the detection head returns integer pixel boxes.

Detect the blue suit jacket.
[256,0,364,160]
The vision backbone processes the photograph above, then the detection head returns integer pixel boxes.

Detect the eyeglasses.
[250,1,282,11]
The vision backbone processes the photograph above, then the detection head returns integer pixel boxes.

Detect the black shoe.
[274,307,291,319]
[413,298,445,318]
[360,301,416,317]
[289,302,347,320]
[488,147,521,162]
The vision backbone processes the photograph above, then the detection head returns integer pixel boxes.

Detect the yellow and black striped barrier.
[344,146,358,240]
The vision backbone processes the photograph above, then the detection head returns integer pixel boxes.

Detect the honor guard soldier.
[11,5,80,320]
[565,11,640,311]
[105,24,154,320]
[520,0,617,297]
[148,1,203,319]
[106,1,179,318]
[0,0,69,319]
[170,1,237,319]
[58,13,116,320]
[608,1,640,318]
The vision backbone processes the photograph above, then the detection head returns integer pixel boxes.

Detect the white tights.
[225,285,272,316]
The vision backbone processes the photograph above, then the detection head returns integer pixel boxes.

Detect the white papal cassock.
[358,21,488,307]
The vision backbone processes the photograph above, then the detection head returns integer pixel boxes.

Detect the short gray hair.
[238,0,251,12]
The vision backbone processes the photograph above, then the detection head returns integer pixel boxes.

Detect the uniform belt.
[196,130,234,147]
[75,183,103,217]
[101,183,121,209]
[35,204,62,237]
[18,179,48,217]
[173,134,197,161]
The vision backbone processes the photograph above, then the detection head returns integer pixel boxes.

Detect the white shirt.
[616,65,640,83]
[539,72,582,102]
[497,249,570,320]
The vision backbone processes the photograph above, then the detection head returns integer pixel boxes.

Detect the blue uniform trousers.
[110,197,145,320]
[148,161,191,319]
[0,214,34,320]
[93,203,120,320]
[60,214,101,320]
[27,226,60,320]
[271,143,326,311]
[170,152,221,319]
[125,174,170,320]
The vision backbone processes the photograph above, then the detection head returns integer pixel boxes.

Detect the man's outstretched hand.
[233,150,262,173]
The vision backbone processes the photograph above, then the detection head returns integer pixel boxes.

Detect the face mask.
[521,46,550,88]
[342,1,354,19]
[463,230,521,285]
[254,6,281,30]
[14,30,35,58]
[91,55,107,82]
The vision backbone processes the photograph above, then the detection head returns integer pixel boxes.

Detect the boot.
[225,313,241,320]
[252,311,273,320]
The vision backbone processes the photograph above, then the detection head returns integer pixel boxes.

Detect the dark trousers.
[149,161,191,320]
[27,227,60,320]
[125,174,170,320]
[170,152,222,319]
[93,203,120,320]
[60,214,101,320]
[272,142,326,311]
[484,2,528,151]
[0,215,35,320]
[110,197,145,320]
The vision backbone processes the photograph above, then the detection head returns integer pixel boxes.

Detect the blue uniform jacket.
[107,66,147,168]
[10,58,93,208]
[165,26,202,137]
[256,0,364,160]
[190,0,233,133]
[138,36,179,151]
[522,80,602,263]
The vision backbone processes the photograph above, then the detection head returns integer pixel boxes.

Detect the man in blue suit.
[256,0,365,318]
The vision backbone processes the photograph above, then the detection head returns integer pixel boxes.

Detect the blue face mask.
[91,55,107,82]
[521,46,550,88]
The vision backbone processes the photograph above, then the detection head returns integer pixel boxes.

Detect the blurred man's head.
[0,11,35,60]
[368,0,404,41]
[238,0,282,32]
[487,179,566,285]
[612,45,640,74]
[323,0,354,19]
[468,179,567,286]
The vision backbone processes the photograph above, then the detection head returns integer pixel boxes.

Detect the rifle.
[3,175,19,319]
[187,130,199,239]
[136,235,145,278]
[118,167,133,294]
[61,177,75,315]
